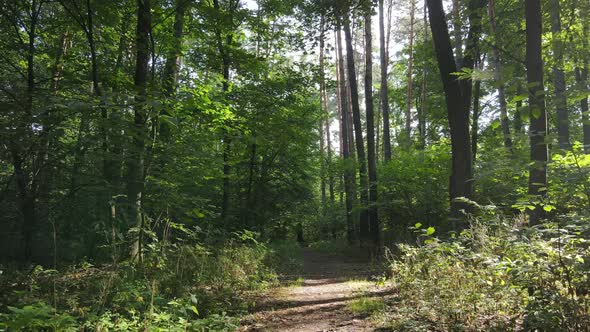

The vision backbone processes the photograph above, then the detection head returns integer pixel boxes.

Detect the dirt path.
[240,248,392,331]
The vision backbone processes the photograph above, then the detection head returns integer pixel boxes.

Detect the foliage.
[385,209,590,331]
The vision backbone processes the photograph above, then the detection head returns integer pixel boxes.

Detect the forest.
[1,0,590,330]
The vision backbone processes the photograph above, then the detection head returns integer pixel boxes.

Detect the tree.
[364,3,380,252]
[426,0,474,217]
[127,0,152,263]
[488,0,512,152]
[549,0,570,150]
[343,9,369,244]
[336,22,356,244]
[525,0,548,223]
[379,0,392,161]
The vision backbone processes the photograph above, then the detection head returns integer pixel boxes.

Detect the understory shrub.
[0,231,289,331]
[386,210,590,331]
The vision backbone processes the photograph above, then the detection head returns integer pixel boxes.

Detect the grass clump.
[347,297,386,316]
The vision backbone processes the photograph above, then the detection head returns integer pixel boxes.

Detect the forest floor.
[240,248,393,331]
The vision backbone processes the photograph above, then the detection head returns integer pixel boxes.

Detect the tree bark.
[128,0,151,263]
[344,13,369,245]
[549,0,570,150]
[336,24,356,244]
[426,0,475,218]
[364,9,380,252]
[525,0,548,224]
[379,0,392,161]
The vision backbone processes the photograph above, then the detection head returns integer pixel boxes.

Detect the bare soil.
[240,248,392,332]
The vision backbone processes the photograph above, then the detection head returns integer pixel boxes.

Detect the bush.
[385,210,590,331]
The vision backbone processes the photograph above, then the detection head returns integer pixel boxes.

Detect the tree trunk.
[549,0,570,150]
[379,0,392,161]
[319,15,327,214]
[426,0,475,219]
[418,0,428,149]
[577,1,590,153]
[214,0,237,225]
[344,13,369,245]
[160,0,188,140]
[471,56,482,161]
[405,0,416,149]
[488,0,512,152]
[336,24,356,244]
[128,0,152,263]
[525,0,548,224]
[452,0,463,65]
[364,9,380,253]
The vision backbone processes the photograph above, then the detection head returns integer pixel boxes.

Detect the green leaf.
[414,222,422,229]
[426,227,435,235]
[191,305,199,316]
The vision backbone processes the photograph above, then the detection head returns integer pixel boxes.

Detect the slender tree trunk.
[418,0,428,149]
[452,0,463,65]
[364,9,380,253]
[514,83,524,134]
[379,0,392,161]
[471,56,482,161]
[344,13,369,246]
[577,1,590,153]
[488,0,513,152]
[128,0,152,263]
[525,0,548,224]
[160,0,187,140]
[426,0,475,219]
[405,0,416,149]
[549,0,570,150]
[214,0,237,225]
[319,15,327,213]
[337,24,356,244]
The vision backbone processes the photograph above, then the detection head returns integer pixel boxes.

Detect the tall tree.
[575,0,590,152]
[525,0,548,223]
[405,0,417,149]
[488,0,513,152]
[426,0,475,217]
[549,0,570,150]
[364,4,380,252]
[127,0,152,263]
[343,10,369,244]
[336,23,356,244]
[418,0,428,149]
[379,0,392,161]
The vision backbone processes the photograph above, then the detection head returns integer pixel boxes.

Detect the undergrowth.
[384,208,590,331]
[0,232,302,331]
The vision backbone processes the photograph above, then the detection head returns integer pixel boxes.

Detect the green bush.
[385,210,590,331]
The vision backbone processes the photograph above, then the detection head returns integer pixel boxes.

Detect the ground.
[240,248,393,332]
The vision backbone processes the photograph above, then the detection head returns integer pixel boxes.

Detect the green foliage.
[347,297,386,317]
[385,209,590,331]
[379,141,451,239]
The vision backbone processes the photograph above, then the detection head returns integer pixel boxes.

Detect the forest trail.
[240,248,392,332]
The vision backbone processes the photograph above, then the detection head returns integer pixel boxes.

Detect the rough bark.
[525,0,548,223]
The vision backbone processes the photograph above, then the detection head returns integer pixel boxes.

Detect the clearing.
[240,248,392,331]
